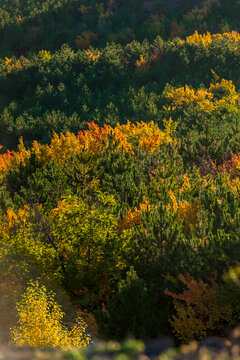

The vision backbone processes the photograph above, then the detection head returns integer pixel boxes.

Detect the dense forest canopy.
[0,0,239,56]
[1,0,240,350]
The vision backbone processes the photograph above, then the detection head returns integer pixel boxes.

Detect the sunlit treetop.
[179,30,240,47]
[164,79,239,114]
[0,120,174,175]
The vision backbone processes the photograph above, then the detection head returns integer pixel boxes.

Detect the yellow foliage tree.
[39,50,52,61]
[164,79,239,115]
[11,281,91,350]
[5,56,29,73]
[185,30,240,47]
[85,50,102,62]
[136,55,148,70]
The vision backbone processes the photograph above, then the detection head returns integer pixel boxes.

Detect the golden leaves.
[178,200,201,234]
[186,30,213,46]
[165,79,239,114]
[136,55,148,69]
[85,50,102,62]
[5,56,29,73]
[120,197,152,230]
[0,121,173,181]
[185,30,240,47]
[11,281,91,350]
[39,50,51,61]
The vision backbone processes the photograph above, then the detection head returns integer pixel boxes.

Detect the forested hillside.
[1,0,240,351]
[1,0,239,57]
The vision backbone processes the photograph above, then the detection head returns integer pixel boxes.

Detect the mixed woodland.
[1,0,240,350]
